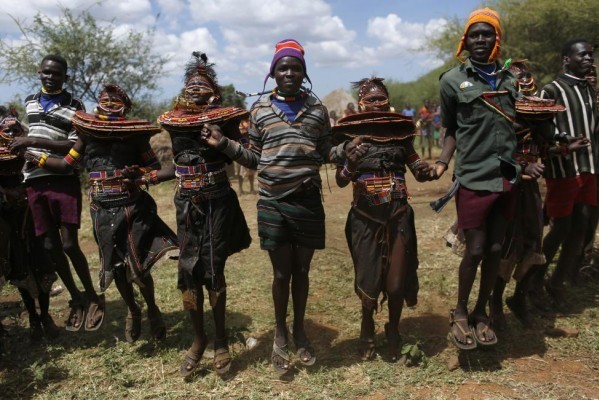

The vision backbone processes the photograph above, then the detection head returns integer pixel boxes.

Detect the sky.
[0,0,483,105]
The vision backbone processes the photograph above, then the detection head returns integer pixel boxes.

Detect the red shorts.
[26,176,82,236]
[456,180,518,230]
[545,173,597,218]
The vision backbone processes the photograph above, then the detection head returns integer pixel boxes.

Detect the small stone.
[545,327,579,338]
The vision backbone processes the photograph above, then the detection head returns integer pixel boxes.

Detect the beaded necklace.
[271,87,309,102]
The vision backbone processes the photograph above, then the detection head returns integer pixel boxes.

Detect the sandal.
[272,341,291,375]
[180,337,208,378]
[448,309,477,350]
[148,307,166,342]
[125,309,142,343]
[469,314,498,346]
[85,295,105,331]
[213,339,232,376]
[358,337,376,361]
[384,322,402,362]
[288,323,316,366]
[65,300,86,332]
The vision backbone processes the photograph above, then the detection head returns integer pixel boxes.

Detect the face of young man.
[38,60,67,92]
[465,22,496,63]
[565,42,594,78]
[273,56,304,95]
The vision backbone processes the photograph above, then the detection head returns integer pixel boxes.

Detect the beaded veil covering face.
[333,78,415,145]
[71,83,161,139]
[158,52,248,133]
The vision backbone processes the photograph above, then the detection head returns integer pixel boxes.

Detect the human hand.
[413,160,435,182]
[345,136,371,171]
[8,136,33,154]
[200,123,224,147]
[524,162,545,179]
[568,136,590,152]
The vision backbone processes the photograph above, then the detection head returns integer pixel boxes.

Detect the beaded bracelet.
[38,154,49,168]
[435,159,449,169]
[339,165,354,181]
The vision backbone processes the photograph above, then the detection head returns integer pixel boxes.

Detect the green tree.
[0,7,168,104]
[220,84,247,109]
[426,0,599,86]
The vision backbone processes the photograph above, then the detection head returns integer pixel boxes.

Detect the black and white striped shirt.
[23,91,84,181]
[541,74,598,178]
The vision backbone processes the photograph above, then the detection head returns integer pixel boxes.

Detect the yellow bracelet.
[38,154,48,168]
[68,148,81,159]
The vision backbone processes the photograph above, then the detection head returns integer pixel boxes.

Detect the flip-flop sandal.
[65,300,86,332]
[288,323,316,366]
[448,309,477,350]
[469,314,498,346]
[85,296,105,331]
[180,339,208,379]
[358,337,376,361]
[148,308,166,342]
[213,346,232,375]
[125,310,142,343]
[271,341,291,375]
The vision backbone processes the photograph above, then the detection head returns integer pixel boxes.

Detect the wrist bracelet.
[435,159,449,169]
[339,166,353,181]
[38,154,48,168]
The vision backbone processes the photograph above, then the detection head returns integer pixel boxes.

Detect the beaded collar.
[271,87,309,102]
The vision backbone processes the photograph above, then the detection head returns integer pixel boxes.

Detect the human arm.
[405,140,435,181]
[201,123,261,169]
[434,131,456,178]
[335,136,371,187]
[10,136,74,155]
[24,136,85,172]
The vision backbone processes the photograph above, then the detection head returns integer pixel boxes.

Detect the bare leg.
[385,232,408,361]
[61,224,99,303]
[269,244,293,349]
[451,226,485,347]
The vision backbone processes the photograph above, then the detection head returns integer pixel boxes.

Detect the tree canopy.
[385,0,598,110]
[0,7,168,106]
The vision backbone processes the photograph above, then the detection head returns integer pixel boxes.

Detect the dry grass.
[1,150,599,399]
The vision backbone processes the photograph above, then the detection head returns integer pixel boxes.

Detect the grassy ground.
[1,154,599,399]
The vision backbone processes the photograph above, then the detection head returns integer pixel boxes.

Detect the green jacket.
[440,58,520,192]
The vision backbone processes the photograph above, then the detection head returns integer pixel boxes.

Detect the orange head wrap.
[456,8,502,63]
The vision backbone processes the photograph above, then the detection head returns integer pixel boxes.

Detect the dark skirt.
[499,179,546,282]
[91,190,178,291]
[1,190,55,297]
[345,198,419,310]
[175,188,251,293]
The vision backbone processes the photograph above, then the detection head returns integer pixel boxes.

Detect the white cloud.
[367,14,448,56]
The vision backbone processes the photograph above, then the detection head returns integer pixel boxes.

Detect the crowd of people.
[0,6,596,380]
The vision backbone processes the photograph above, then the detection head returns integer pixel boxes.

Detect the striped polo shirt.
[23,91,84,181]
[221,94,344,199]
[540,74,598,178]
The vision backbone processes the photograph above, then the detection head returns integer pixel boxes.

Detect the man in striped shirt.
[10,55,104,332]
[531,39,597,312]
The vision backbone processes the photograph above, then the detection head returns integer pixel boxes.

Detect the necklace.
[272,87,309,102]
[471,62,497,77]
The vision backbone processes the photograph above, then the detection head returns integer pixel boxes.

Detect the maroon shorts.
[26,176,82,236]
[545,173,597,218]
[456,180,518,230]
